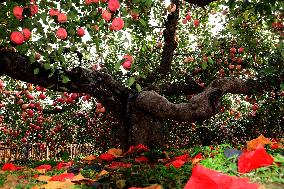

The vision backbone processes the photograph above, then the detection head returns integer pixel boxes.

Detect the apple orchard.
[0,0,283,154]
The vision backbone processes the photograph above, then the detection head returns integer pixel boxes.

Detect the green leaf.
[280,82,284,91]
[115,61,121,70]
[29,54,35,63]
[57,46,64,55]
[139,19,147,27]
[48,72,54,78]
[61,75,70,84]
[117,31,123,39]
[208,57,214,64]
[33,68,39,75]
[145,0,152,7]
[136,83,142,92]
[202,62,208,70]
[128,77,135,87]
[44,63,51,70]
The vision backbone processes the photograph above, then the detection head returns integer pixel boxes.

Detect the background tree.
[0,0,283,150]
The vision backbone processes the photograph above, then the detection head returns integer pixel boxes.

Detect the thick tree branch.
[133,77,282,122]
[144,79,204,96]
[0,50,130,115]
[142,0,180,85]
[184,0,217,7]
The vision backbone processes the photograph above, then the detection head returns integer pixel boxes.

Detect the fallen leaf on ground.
[2,163,21,171]
[108,161,132,169]
[99,153,115,161]
[224,148,243,158]
[97,169,109,178]
[107,148,123,157]
[192,153,203,164]
[50,173,75,181]
[166,159,186,168]
[174,154,190,161]
[129,184,163,189]
[36,164,52,170]
[82,155,97,162]
[41,180,75,189]
[37,175,52,182]
[238,145,274,173]
[247,134,271,151]
[71,173,85,181]
[184,165,260,189]
[144,184,163,189]
[56,161,73,170]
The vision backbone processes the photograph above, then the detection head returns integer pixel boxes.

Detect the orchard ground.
[0,138,283,189]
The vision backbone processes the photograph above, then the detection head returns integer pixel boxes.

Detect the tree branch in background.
[142,0,180,85]
[134,77,282,122]
[0,50,130,115]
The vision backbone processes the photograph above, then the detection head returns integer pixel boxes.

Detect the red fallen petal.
[184,165,260,189]
[35,164,52,170]
[174,154,190,161]
[184,165,218,189]
[99,153,115,162]
[166,159,185,168]
[135,156,149,163]
[238,145,274,173]
[57,161,73,170]
[136,144,149,153]
[50,173,75,181]
[192,153,204,164]
[108,161,132,169]
[2,163,21,171]
[126,146,136,154]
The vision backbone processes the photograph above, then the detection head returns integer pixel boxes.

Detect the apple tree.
[0,0,283,150]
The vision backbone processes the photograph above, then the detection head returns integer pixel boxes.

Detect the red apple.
[35,52,41,60]
[236,65,242,70]
[252,103,259,111]
[230,47,236,54]
[228,64,235,70]
[193,19,199,27]
[185,14,191,20]
[238,47,244,53]
[22,137,27,143]
[21,104,29,109]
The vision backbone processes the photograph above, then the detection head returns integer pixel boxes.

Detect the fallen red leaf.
[57,161,73,170]
[50,173,75,181]
[238,145,274,173]
[166,159,185,168]
[191,153,203,164]
[247,134,271,151]
[174,154,190,161]
[2,163,21,171]
[35,164,52,170]
[184,165,260,189]
[135,156,149,163]
[108,161,132,169]
[136,144,149,153]
[99,153,115,161]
